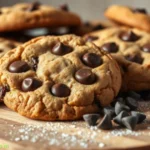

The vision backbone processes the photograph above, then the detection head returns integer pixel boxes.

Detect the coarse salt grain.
[99,143,105,148]
[15,137,20,141]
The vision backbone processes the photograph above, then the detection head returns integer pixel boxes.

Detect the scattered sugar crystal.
[31,137,37,143]
[90,126,98,130]
[61,133,69,138]
[80,142,88,148]
[19,129,25,133]
[15,137,20,141]
[99,143,105,148]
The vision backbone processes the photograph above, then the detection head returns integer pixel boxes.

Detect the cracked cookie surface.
[0,35,121,120]
[85,27,150,91]
[105,5,150,32]
[0,2,81,32]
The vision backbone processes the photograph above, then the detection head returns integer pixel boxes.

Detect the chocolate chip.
[127,91,141,100]
[115,102,130,115]
[82,53,103,68]
[125,54,143,64]
[84,21,91,27]
[51,42,72,55]
[138,90,150,100]
[51,83,70,97]
[133,8,147,14]
[122,116,138,130]
[97,114,113,130]
[117,97,125,104]
[85,35,99,42]
[0,49,3,53]
[8,61,30,73]
[113,111,129,125]
[103,106,115,119]
[7,43,16,49]
[31,57,38,71]
[27,2,40,12]
[131,111,146,124]
[101,42,119,53]
[142,43,150,53]
[119,31,140,42]
[22,77,42,92]
[83,114,100,126]
[59,4,69,11]
[75,68,96,85]
[92,24,104,31]
[0,85,9,102]
[125,97,138,110]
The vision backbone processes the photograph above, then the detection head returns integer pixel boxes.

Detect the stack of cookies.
[0,2,149,129]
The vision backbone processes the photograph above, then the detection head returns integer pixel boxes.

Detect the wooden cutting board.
[0,101,150,150]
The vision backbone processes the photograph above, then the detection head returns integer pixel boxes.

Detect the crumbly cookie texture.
[0,35,121,120]
[0,37,21,57]
[0,2,81,32]
[105,5,150,32]
[85,27,150,91]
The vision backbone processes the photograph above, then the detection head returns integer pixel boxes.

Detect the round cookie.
[0,2,81,32]
[0,35,121,120]
[85,27,150,91]
[105,5,150,32]
[0,37,21,57]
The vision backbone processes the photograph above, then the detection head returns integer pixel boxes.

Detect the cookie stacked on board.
[0,1,148,125]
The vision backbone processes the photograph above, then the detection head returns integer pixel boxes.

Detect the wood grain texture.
[0,103,150,150]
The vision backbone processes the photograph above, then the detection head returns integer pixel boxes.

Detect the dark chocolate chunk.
[85,35,99,42]
[27,2,40,12]
[83,114,100,126]
[59,4,69,11]
[113,111,129,125]
[82,53,102,68]
[97,114,113,130]
[119,31,140,42]
[75,68,96,85]
[133,8,147,14]
[51,42,72,55]
[22,77,42,92]
[31,56,38,71]
[138,90,150,100]
[125,54,143,64]
[115,102,130,115]
[8,60,30,73]
[122,116,138,130]
[117,97,125,104]
[0,49,3,53]
[142,43,150,53]
[127,91,141,100]
[125,97,138,110]
[92,24,104,31]
[84,21,91,27]
[51,83,70,97]
[131,111,146,124]
[103,106,115,119]
[0,85,9,102]
[101,42,119,53]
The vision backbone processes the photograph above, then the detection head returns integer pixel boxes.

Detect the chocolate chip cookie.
[0,35,121,120]
[85,27,150,91]
[0,2,81,32]
[0,37,21,58]
[105,5,150,32]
